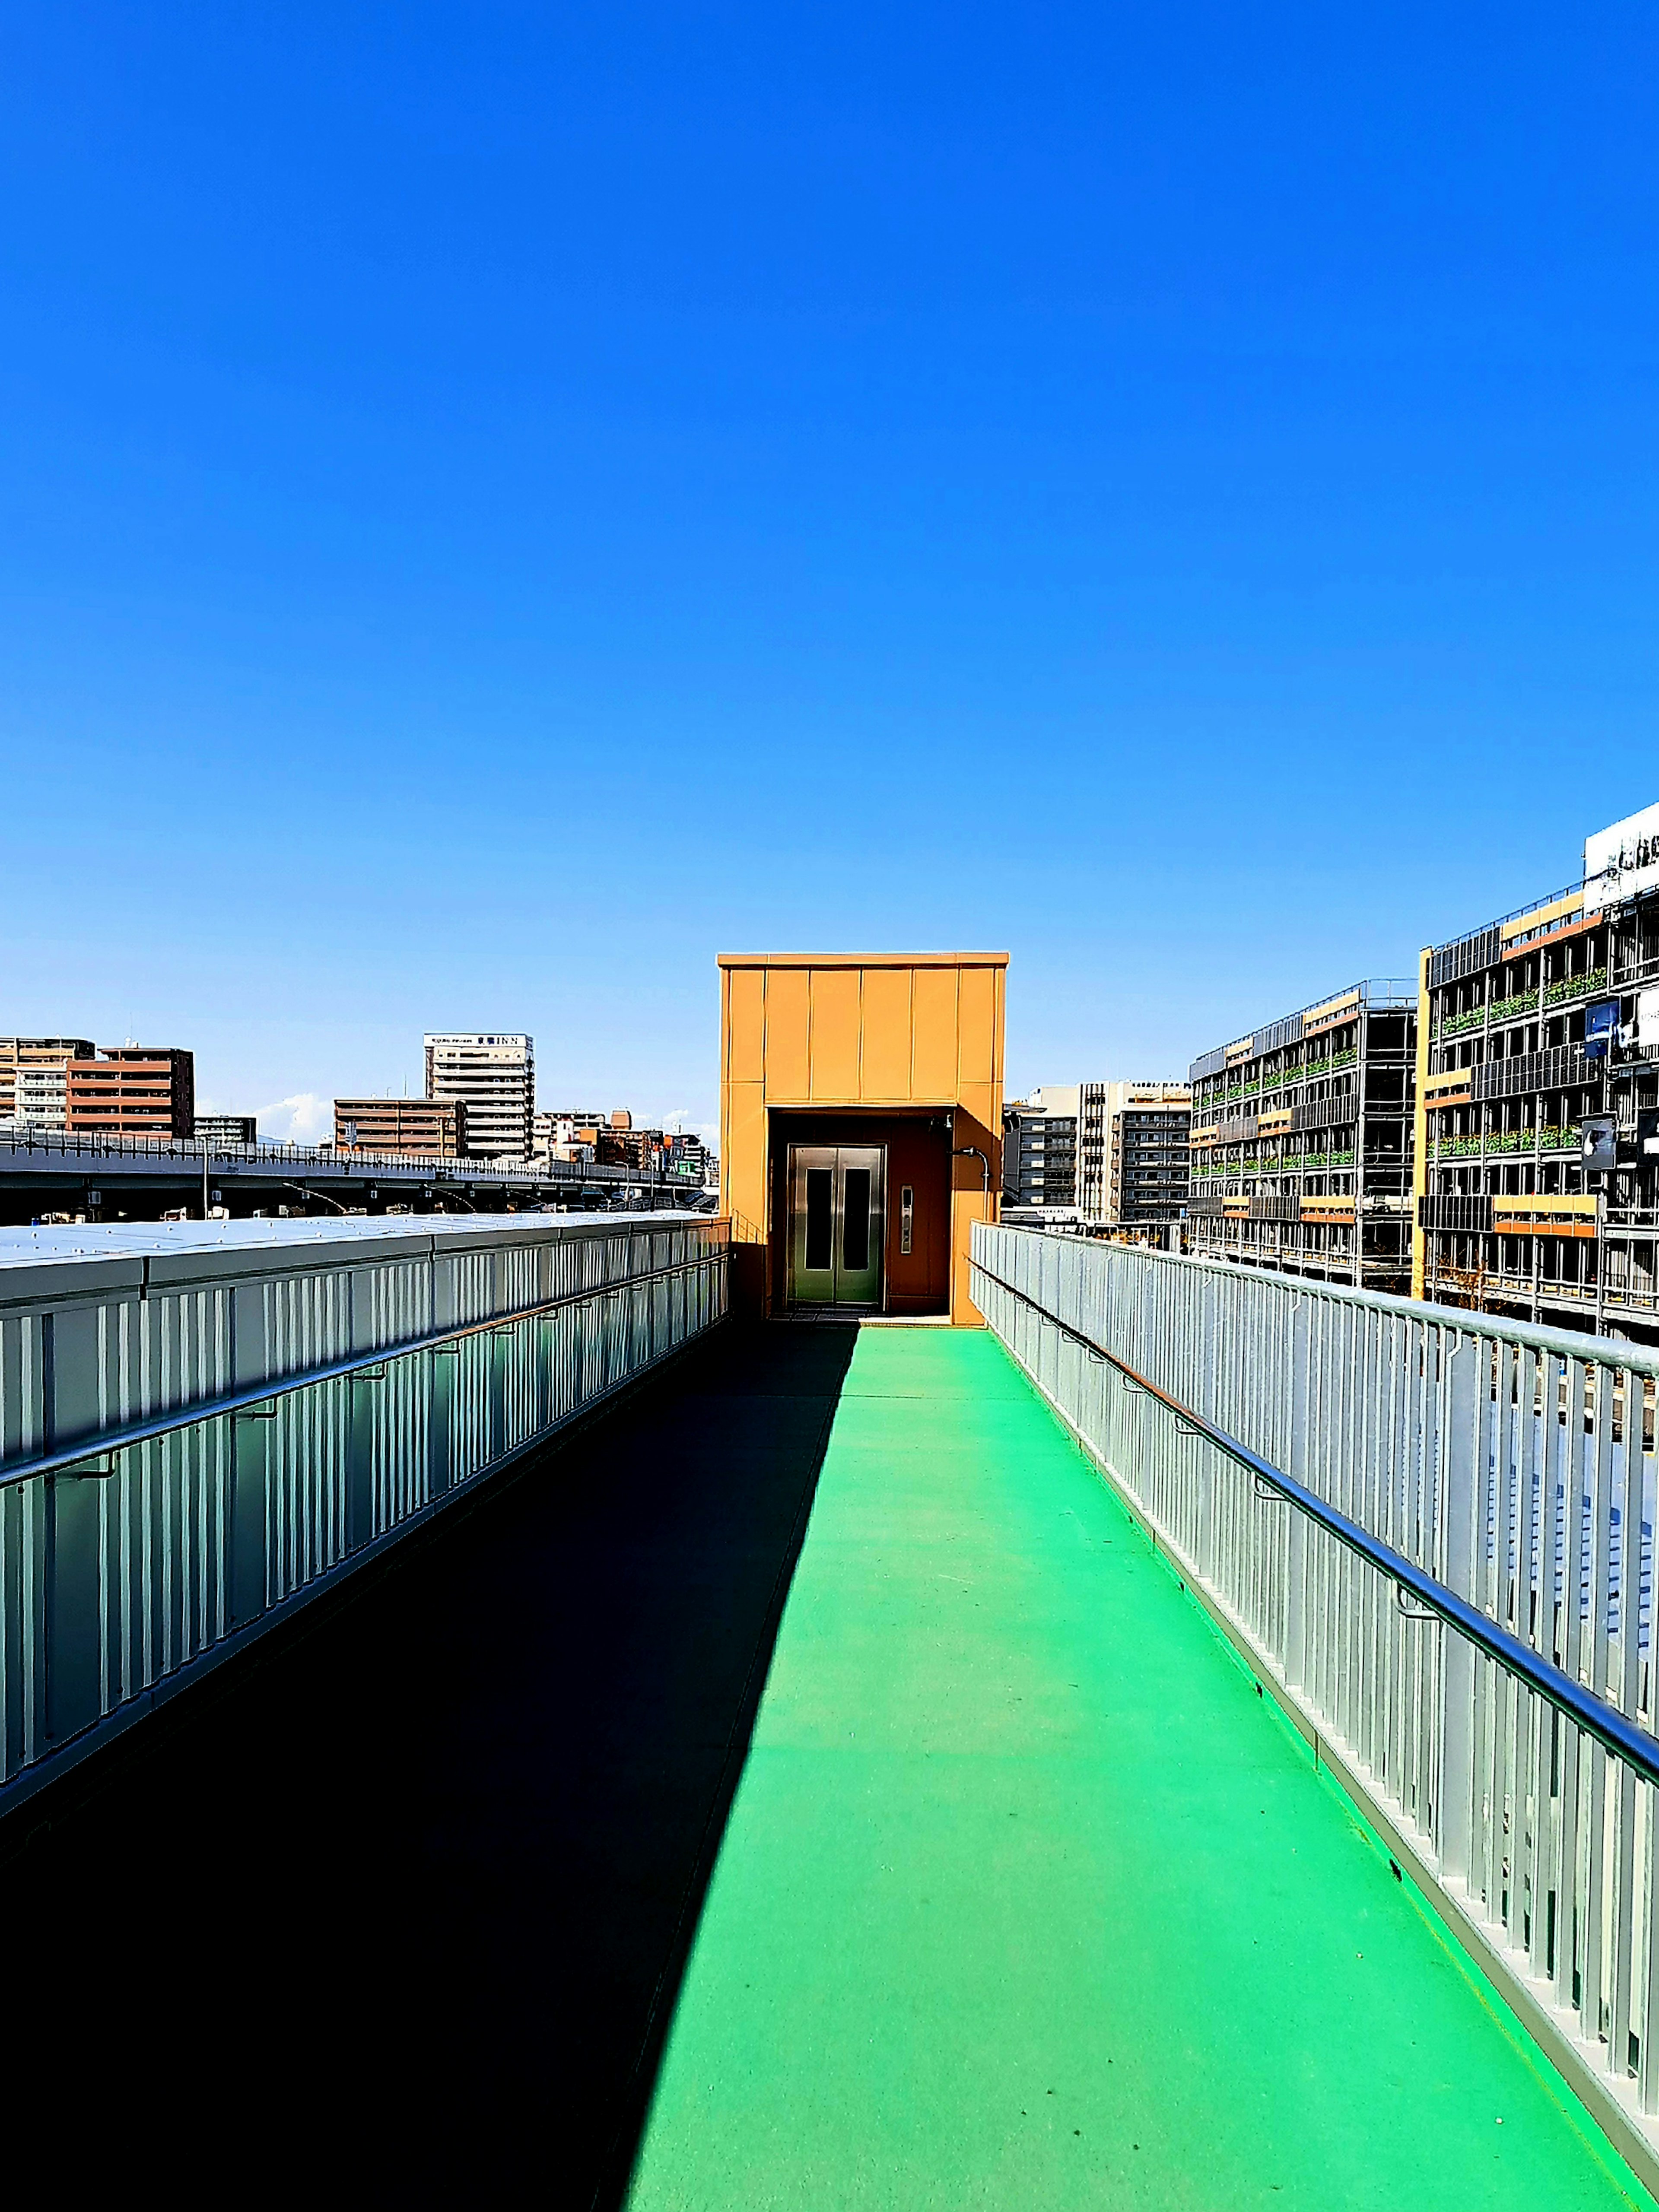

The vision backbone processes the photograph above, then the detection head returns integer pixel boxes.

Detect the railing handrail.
[5,1228,729,1488]
[970,1248,1659,1790]
[0,1125,710,1184]
[998,1220,1659,1379]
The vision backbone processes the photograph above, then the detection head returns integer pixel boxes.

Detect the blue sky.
[3,6,1656,1141]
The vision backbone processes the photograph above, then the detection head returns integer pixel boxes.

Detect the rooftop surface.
[716,950,1010,968]
[628,1328,1649,2209]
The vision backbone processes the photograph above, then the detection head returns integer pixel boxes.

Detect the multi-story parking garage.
[1414,800,1659,1342]
[1188,981,1417,1292]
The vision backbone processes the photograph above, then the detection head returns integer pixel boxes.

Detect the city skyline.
[9,774,1652,1152]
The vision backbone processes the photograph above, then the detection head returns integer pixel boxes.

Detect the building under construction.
[1188,982,1417,1291]
[1414,800,1659,1343]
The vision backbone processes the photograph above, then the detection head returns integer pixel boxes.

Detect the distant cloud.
[254,1092,332,1144]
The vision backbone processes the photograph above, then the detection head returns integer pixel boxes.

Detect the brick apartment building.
[334,1097,468,1158]
[66,1048,195,1139]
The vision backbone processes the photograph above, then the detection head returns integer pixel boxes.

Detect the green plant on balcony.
[1539,1123,1592,1159]
[1330,1047,1358,1070]
[1440,986,1543,1041]
[1543,965,1608,1010]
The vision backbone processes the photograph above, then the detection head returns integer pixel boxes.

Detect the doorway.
[787,1144,885,1309]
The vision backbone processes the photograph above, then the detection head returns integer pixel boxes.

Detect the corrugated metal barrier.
[973,1220,1659,2192]
[0,1213,728,1803]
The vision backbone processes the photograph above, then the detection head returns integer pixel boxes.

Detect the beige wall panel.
[809,967,862,1101]
[955,1080,996,1134]
[956,965,998,1092]
[727,965,766,1086]
[860,966,914,1101]
[764,965,811,1103]
[724,1082,767,1242]
[911,966,959,1101]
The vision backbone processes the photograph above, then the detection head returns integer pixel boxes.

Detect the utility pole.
[202,1133,211,1222]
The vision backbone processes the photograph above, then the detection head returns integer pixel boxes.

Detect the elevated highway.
[0,1124,709,1223]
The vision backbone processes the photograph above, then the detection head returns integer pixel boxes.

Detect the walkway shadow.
[7,1320,857,2205]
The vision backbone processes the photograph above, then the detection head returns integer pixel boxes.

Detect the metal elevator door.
[787,1144,885,1308]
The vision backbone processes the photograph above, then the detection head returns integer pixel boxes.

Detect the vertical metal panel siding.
[0,1218,727,1796]
[973,1222,1659,2160]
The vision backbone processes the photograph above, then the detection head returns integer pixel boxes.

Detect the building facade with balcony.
[193,1115,258,1146]
[1002,1086,1078,1216]
[335,1097,467,1158]
[1103,1081,1192,1231]
[0,1039,95,1125]
[1189,984,1416,1292]
[1414,800,1659,1342]
[65,1048,196,1139]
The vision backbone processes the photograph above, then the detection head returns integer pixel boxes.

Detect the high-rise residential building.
[334,1097,467,1158]
[1077,1081,1193,1228]
[423,1034,534,1163]
[1075,1083,1109,1223]
[1188,984,1416,1292]
[194,1114,258,1146]
[66,1048,196,1139]
[1002,1085,1079,1215]
[1103,1081,1192,1229]
[0,1038,95,1124]
[1414,800,1659,1343]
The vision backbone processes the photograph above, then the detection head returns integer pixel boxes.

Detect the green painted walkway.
[627,1328,1654,2211]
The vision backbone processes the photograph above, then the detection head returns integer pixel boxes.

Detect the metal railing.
[0,1215,728,1804]
[0,1124,704,1189]
[972,1221,1659,2186]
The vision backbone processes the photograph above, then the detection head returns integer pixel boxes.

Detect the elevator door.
[788,1145,885,1308]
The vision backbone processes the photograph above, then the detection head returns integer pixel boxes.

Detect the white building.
[13,1060,71,1130]
[424,1034,535,1164]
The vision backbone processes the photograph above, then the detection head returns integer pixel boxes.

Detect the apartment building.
[194,1115,258,1146]
[1103,1081,1192,1230]
[1189,983,1416,1292]
[66,1049,196,1139]
[424,1034,534,1163]
[1414,800,1659,1343]
[16,1060,73,1129]
[0,1038,95,1124]
[1002,1086,1079,1215]
[334,1097,467,1158]
[538,1110,629,1165]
